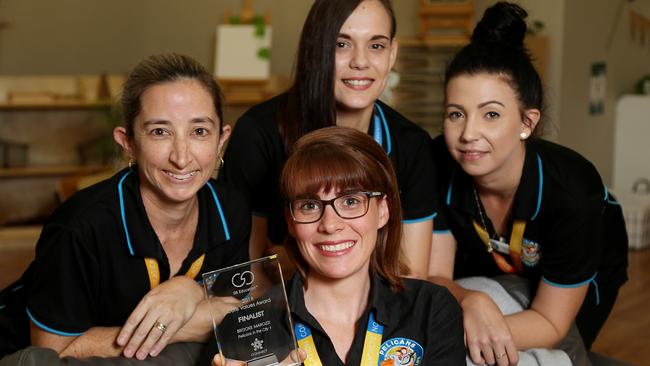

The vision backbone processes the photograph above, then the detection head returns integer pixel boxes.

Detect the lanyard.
[472,219,526,274]
[117,171,229,290]
[294,311,383,366]
[144,254,205,289]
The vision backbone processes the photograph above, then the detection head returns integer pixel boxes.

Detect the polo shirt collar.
[512,145,544,221]
[287,273,398,330]
[117,169,231,259]
[369,101,392,156]
[445,144,544,222]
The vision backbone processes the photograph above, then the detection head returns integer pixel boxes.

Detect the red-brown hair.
[280,126,404,291]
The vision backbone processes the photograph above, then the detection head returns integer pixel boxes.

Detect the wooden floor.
[591,248,650,365]
[0,226,648,365]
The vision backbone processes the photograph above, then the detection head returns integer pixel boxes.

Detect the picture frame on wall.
[214,24,272,81]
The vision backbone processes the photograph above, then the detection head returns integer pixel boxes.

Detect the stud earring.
[214,157,224,171]
[520,132,528,140]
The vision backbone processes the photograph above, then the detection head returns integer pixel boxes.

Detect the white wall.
[0,0,310,77]
[558,0,650,185]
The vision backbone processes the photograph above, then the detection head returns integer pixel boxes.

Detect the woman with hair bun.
[430,2,628,365]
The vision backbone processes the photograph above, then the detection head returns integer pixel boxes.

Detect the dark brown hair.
[278,0,397,153]
[280,126,404,291]
[121,53,224,137]
[445,2,545,136]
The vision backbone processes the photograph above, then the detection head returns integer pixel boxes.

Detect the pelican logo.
[231,270,255,288]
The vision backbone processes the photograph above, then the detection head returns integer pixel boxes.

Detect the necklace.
[472,184,495,253]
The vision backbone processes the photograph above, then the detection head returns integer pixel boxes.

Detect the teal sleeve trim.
[403,212,436,224]
[433,229,451,234]
[11,285,24,292]
[542,272,598,288]
[604,186,620,205]
[26,308,84,337]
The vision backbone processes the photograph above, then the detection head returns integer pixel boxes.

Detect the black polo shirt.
[198,274,465,366]
[219,93,437,244]
[288,275,464,366]
[432,136,628,291]
[0,167,249,350]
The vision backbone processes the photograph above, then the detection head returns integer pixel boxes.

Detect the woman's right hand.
[461,291,518,366]
[212,354,246,366]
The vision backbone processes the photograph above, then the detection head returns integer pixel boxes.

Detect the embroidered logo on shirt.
[521,238,541,267]
[379,337,423,366]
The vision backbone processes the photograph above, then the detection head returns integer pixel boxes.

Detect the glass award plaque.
[203,255,300,366]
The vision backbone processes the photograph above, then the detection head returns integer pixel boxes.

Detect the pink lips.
[315,240,356,257]
[459,149,487,162]
[342,78,373,91]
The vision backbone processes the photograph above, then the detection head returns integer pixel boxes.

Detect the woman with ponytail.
[429,2,628,365]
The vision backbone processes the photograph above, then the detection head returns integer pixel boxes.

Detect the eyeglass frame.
[288,191,385,224]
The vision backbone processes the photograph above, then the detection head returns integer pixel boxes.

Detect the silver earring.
[520,132,528,140]
[214,158,224,172]
[128,158,135,169]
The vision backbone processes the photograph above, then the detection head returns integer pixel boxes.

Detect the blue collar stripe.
[374,102,392,155]
[26,308,84,337]
[531,154,543,220]
[117,171,135,256]
[372,115,383,147]
[446,169,456,206]
[206,181,231,241]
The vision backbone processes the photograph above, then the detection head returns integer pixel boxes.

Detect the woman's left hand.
[116,276,204,360]
[461,291,518,366]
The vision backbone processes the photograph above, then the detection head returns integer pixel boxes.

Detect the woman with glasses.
[208,126,465,365]
[219,0,436,279]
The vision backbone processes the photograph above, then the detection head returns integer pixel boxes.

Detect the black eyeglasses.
[289,191,384,224]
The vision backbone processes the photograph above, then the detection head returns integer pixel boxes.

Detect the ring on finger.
[496,352,506,359]
[154,321,167,333]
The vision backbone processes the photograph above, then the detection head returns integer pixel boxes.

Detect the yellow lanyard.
[294,312,383,366]
[144,254,205,289]
[472,220,526,274]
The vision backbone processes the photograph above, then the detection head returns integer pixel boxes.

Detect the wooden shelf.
[399,36,469,48]
[0,164,112,178]
[0,100,113,111]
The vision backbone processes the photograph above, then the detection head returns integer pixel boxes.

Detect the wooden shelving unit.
[0,100,113,111]
[393,38,466,137]
[0,164,111,178]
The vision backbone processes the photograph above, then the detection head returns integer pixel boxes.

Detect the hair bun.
[471,2,528,48]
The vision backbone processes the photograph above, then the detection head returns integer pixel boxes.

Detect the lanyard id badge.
[472,219,526,274]
[294,311,383,366]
